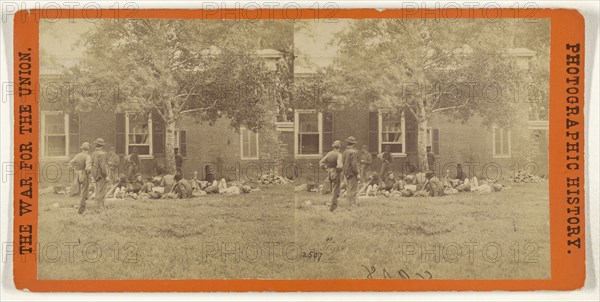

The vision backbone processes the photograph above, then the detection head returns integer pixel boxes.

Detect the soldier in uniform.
[175,148,184,175]
[106,145,121,185]
[342,136,360,207]
[68,142,91,200]
[127,147,140,181]
[81,138,109,214]
[359,144,372,183]
[319,140,343,212]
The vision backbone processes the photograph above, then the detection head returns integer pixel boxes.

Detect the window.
[41,112,69,157]
[295,110,322,156]
[426,128,432,149]
[240,128,259,160]
[126,113,152,156]
[379,110,405,155]
[493,127,511,158]
[172,129,187,157]
[425,128,441,156]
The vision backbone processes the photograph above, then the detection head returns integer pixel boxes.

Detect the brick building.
[39,48,548,185]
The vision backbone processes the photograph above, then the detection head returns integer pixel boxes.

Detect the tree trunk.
[164,107,177,174]
[416,116,429,172]
[165,120,176,174]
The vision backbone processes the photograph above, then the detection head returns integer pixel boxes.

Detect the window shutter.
[152,113,165,155]
[432,128,440,155]
[68,113,80,156]
[322,111,333,153]
[115,113,126,155]
[405,112,417,155]
[179,130,187,157]
[368,111,378,154]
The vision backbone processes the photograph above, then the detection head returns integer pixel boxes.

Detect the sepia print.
[36,17,551,280]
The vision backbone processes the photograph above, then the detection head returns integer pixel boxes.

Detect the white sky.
[294,19,351,71]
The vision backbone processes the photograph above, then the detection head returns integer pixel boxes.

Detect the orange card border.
[13,8,585,292]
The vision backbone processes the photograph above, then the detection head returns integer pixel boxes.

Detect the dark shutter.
[68,113,80,156]
[405,112,418,155]
[152,113,165,155]
[179,130,187,157]
[115,113,126,155]
[432,128,440,155]
[322,112,333,153]
[368,111,379,154]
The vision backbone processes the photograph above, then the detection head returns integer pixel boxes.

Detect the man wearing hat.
[81,138,109,214]
[68,142,91,198]
[319,140,343,212]
[343,136,360,207]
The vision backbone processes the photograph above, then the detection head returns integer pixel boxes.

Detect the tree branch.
[179,99,218,116]
[430,97,471,114]
[146,92,167,122]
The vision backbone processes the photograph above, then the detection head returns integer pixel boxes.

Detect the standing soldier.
[319,140,343,212]
[81,138,109,214]
[106,145,121,186]
[359,144,372,183]
[175,148,184,175]
[69,142,91,200]
[426,146,436,174]
[127,147,140,181]
[343,136,360,207]
[379,145,392,177]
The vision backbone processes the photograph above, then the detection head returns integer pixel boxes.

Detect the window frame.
[492,126,512,158]
[125,112,153,158]
[378,109,406,157]
[41,111,70,159]
[174,130,181,153]
[426,128,433,149]
[294,109,323,158]
[240,127,260,160]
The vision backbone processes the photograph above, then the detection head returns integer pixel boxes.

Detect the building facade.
[38,49,548,185]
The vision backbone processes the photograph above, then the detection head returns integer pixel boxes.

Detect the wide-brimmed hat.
[346,136,357,144]
[80,142,90,150]
[94,138,105,146]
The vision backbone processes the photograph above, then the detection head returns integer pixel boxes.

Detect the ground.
[37,182,550,280]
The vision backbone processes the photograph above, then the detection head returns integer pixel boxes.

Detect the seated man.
[129,174,144,194]
[107,174,128,198]
[381,171,396,192]
[413,170,427,191]
[160,173,176,194]
[422,171,445,197]
[359,172,381,196]
[173,173,193,199]
[140,177,154,194]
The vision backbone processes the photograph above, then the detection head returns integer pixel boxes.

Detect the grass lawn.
[37,182,550,280]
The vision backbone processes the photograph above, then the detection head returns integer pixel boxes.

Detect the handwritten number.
[424,271,432,279]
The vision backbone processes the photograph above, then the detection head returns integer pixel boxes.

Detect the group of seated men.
[355,163,501,198]
[104,165,252,200]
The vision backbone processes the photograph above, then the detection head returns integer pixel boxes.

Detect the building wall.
[38,106,547,185]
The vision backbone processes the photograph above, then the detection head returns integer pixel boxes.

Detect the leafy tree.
[63,19,291,173]
[330,19,545,169]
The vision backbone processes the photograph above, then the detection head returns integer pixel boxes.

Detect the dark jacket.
[342,146,359,178]
[90,148,109,181]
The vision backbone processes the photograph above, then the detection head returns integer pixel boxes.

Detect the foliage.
[61,19,292,172]
[329,19,549,167]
